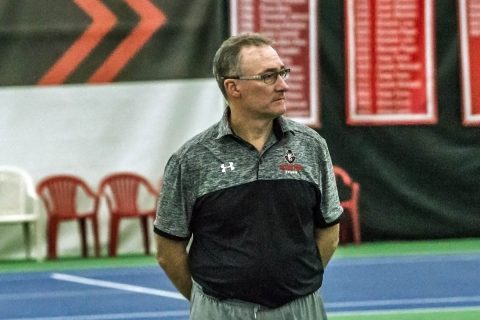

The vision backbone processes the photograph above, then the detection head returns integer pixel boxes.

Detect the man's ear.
[224,79,241,98]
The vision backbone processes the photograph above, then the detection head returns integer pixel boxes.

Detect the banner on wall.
[345,0,437,125]
[229,0,320,127]
[459,0,480,126]
[0,0,225,259]
[0,0,224,86]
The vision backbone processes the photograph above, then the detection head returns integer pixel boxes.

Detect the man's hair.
[212,33,272,100]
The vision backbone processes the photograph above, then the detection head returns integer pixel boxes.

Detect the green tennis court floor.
[331,309,480,320]
[1,237,480,320]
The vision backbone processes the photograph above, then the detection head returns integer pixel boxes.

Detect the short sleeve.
[315,140,343,227]
[154,153,192,240]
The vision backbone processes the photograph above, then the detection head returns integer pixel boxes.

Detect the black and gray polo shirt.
[154,108,342,308]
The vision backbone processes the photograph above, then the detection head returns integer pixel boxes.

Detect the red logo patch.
[279,163,304,172]
[279,149,303,173]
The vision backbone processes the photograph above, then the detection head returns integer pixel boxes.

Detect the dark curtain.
[318,1,480,241]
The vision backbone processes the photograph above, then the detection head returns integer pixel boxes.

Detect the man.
[154,33,343,319]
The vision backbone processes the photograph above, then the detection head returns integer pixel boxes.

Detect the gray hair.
[212,33,272,100]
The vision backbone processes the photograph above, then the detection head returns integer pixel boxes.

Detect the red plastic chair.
[36,175,100,259]
[98,172,159,256]
[333,165,362,244]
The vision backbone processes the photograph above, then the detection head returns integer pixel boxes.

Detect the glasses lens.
[263,72,277,84]
[262,69,290,84]
[280,69,290,80]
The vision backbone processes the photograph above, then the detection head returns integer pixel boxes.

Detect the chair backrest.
[0,166,37,216]
[36,175,97,217]
[99,172,158,213]
[333,165,362,244]
[333,165,360,207]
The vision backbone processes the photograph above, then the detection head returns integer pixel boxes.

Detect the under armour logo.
[221,162,235,172]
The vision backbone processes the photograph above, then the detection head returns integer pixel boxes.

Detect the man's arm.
[315,223,340,267]
[155,234,192,300]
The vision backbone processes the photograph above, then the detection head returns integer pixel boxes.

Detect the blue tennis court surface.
[1,253,479,319]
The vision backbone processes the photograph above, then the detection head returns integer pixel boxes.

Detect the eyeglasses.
[222,68,290,85]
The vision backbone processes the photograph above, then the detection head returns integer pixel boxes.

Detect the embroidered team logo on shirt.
[279,150,303,174]
[285,150,296,163]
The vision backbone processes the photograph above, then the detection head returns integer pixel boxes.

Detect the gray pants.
[189,282,328,320]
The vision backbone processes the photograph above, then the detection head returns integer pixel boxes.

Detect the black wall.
[317,1,480,241]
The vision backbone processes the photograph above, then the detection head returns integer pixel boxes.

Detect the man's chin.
[274,101,287,115]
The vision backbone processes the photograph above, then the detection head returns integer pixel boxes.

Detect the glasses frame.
[222,68,290,85]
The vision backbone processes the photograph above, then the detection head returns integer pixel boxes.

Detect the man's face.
[235,45,289,119]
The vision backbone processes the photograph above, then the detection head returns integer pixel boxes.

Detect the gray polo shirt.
[154,108,342,308]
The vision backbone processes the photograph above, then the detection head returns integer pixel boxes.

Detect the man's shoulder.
[172,122,220,160]
[282,117,327,145]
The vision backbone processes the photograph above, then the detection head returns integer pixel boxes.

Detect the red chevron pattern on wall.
[38,0,166,85]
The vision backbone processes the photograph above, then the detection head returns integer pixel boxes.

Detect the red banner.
[459,0,480,126]
[345,0,437,125]
[229,0,320,127]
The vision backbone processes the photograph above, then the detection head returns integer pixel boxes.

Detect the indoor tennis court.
[2,239,479,320]
[1,1,479,320]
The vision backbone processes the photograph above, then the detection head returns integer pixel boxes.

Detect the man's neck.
[229,113,274,152]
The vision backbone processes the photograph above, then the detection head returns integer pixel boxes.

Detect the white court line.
[50,273,185,300]
[326,295,480,308]
[0,289,124,300]
[3,310,189,320]
[6,307,480,320]
[49,273,480,318]
[332,253,480,266]
[329,305,480,317]
[51,272,480,309]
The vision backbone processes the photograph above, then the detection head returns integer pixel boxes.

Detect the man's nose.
[276,75,289,91]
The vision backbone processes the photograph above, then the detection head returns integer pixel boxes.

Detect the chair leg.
[140,216,150,255]
[34,220,42,261]
[351,210,362,244]
[92,216,100,257]
[47,218,59,260]
[22,222,31,259]
[109,216,120,257]
[79,218,88,257]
